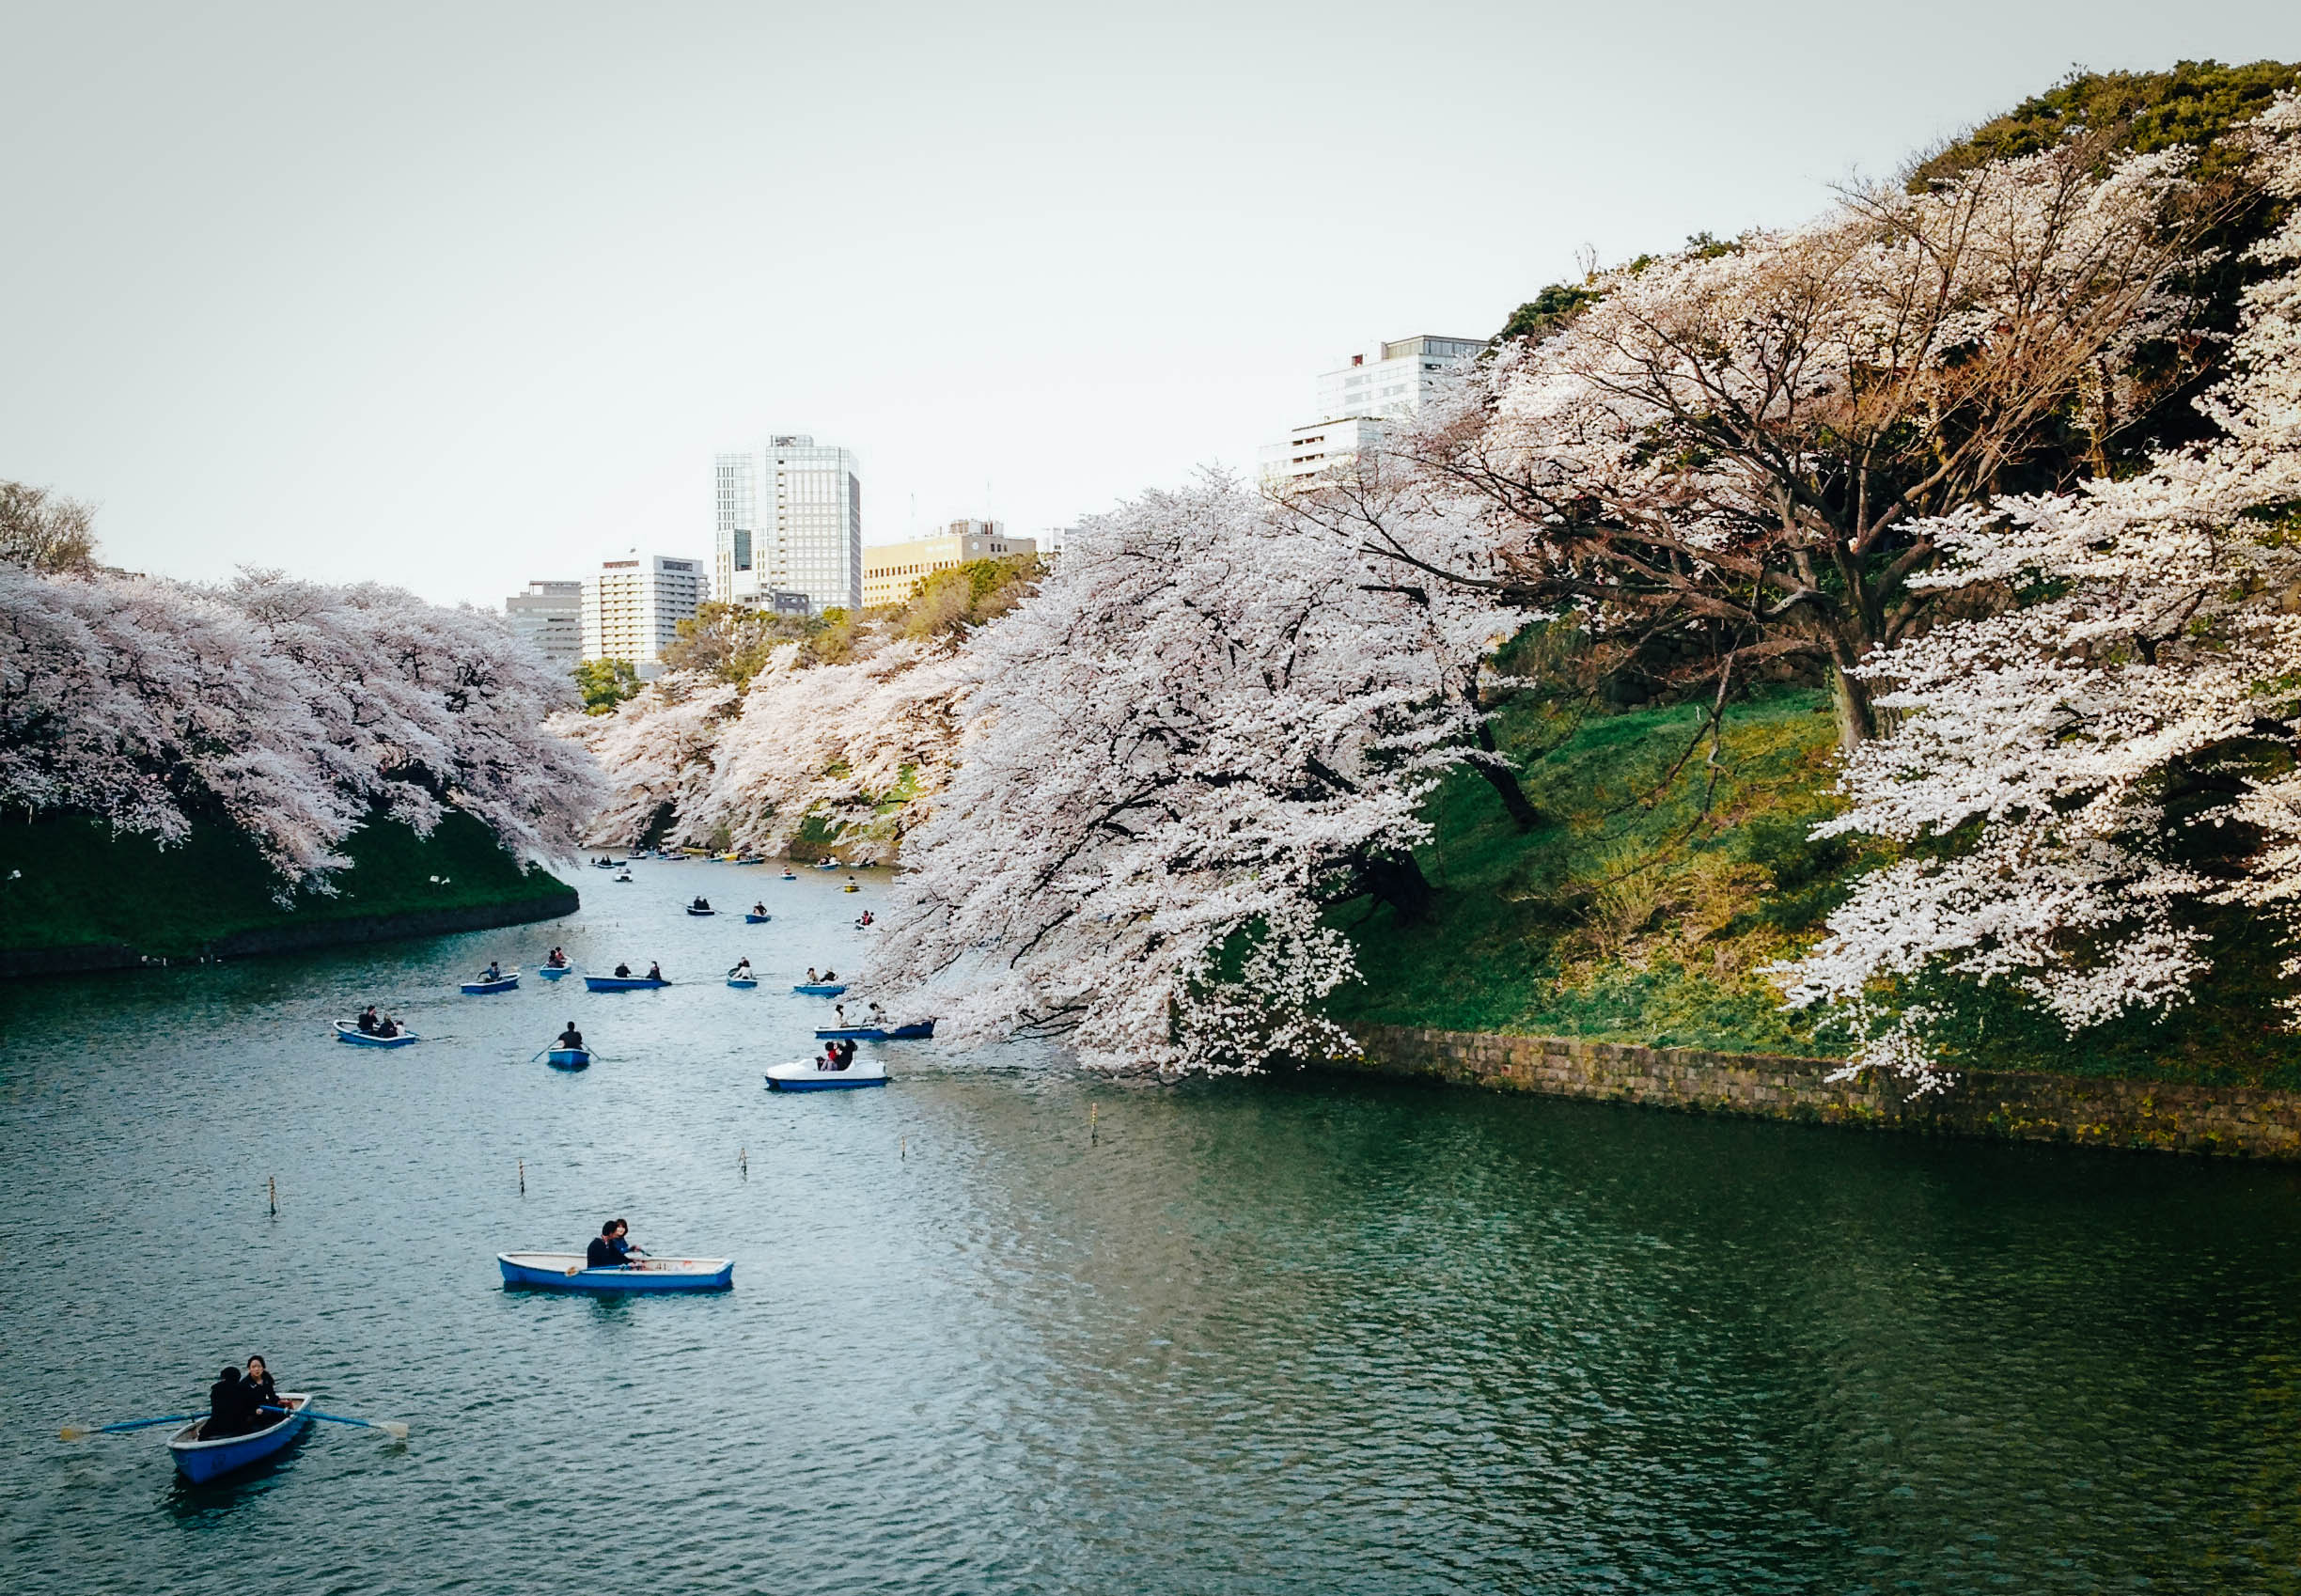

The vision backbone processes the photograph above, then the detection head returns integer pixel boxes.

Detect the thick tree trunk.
[1828,659,1875,754]
[1473,724,1542,831]
[1363,849,1435,924]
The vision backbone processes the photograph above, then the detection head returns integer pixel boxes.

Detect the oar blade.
[376,1420,410,1440]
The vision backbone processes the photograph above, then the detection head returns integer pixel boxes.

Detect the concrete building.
[713,436,864,615]
[861,520,1038,608]
[580,555,709,677]
[504,580,583,673]
[1260,333,1487,491]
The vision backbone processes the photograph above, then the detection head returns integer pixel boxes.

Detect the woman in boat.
[647,961,664,981]
[751,901,766,916]
[586,1218,648,1269]
[556,1021,584,1051]
[837,1039,858,1070]
[205,1365,258,1438]
[243,1354,280,1417]
[374,1013,400,1038]
[728,958,753,979]
[805,966,820,983]
[867,1000,886,1025]
[545,947,568,968]
[822,1042,843,1071]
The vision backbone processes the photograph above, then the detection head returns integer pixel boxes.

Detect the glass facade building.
[713,435,863,614]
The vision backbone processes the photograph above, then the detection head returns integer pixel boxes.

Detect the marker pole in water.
[518,1159,525,1196]
[1090,1103,1099,1147]
[739,1147,747,1181]
[268,1175,277,1216]
[900,1134,906,1162]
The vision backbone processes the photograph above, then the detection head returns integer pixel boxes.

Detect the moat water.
[6,861,2301,1593]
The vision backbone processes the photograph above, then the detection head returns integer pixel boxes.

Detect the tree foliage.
[0,481,97,574]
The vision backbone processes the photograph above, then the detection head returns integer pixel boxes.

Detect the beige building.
[862,520,1037,608]
[581,554,709,678]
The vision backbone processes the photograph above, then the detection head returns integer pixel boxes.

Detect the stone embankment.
[0,891,579,979]
[1347,1025,2301,1160]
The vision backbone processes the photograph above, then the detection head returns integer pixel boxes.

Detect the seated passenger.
[647,961,664,981]
[356,1006,380,1034]
[556,1022,584,1051]
[205,1364,258,1438]
[728,959,753,978]
[614,962,632,978]
[586,1221,623,1269]
[243,1354,280,1418]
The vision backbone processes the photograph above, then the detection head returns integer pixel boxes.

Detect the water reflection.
[5,862,2301,1592]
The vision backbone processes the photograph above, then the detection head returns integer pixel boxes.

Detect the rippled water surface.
[8,862,2301,1593]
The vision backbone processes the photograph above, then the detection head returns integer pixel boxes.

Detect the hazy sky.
[3,2,2295,606]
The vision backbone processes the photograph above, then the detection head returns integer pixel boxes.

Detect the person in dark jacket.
[556,1022,585,1051]
[205,1365,258,1438]
[586,1219,648,1269]
[243,1354,280,1417]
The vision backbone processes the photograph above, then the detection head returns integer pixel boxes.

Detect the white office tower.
[505,580,584,672]
[1260,334,1487,491]
[580,555,710,676]
[713,436,864,614]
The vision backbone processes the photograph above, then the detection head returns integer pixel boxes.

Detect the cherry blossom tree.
[1777,95,2301,1079]
[1394,137,2214,750]
[859,474,1526,1073]
[0,559,598,883]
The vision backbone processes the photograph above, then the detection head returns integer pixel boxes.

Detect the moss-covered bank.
[0,811,577,975]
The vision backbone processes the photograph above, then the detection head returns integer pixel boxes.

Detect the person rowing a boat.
[545,947,568,968]
[586,1218,648,1270]
[556,1022,585,1052]
[751,901,766,916]
[481,961,502,982]
[204,1364,260,1438]
[613,962,632,978]
[728,958,753,979]
[356,1005,382,1034]
[691,896,711,913]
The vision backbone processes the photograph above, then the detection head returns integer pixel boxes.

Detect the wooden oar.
[59,1413,199,1440]
[263,1404,408,1440]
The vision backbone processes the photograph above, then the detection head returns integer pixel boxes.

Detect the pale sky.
[3,1,2294,606]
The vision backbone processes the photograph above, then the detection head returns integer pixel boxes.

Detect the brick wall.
[1346,1025,2301,1160]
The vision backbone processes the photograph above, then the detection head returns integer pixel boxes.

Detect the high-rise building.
[1260,334,1487,491]
[861,520,1038,608]
[580,555,709,676]
[504,580,583,673]
[713,436,864,614]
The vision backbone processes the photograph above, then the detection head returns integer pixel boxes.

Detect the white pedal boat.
[765,1055,890,1090]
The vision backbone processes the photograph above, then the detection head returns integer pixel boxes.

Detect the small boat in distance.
[792,982,848,997]
[334,1021,418,1047]
[615,869,633,883]
[497,1252,734,1292]
[461,971,520,994]
[814,1021,935,1041]
[744,912,771,924]
[584,975,670,992]
[685,898,716,916]
[766,1056,890,1090]
[781,868,798,880]
[545,1047,590,1070]
[727,977,759,989]
[167,1394,312,1483]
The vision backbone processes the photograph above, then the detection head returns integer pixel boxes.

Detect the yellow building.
[862,520,1038,608]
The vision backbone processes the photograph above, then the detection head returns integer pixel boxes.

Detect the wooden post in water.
[518,1159,525,1197]
[1089,1103,1099,1146]
[900,1134,906,1162]
[268,1175,276,1216]
[739,1147,748,1181]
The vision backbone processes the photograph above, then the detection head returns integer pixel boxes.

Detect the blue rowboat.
[744,913,772,924]
[792,982,848,996]
[814,1021,936,1041]
[546,1047,590,1069]
[334,1021,417,1047]
[584,976,669,992]
[766,1056,890,1090]
[539,964,571,980]
[166,1394,312,1483]
[461,972,519,994]
[727,977,759,989]
[497,1252,734,1292]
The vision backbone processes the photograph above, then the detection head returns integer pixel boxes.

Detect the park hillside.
[13,63,2301,1095]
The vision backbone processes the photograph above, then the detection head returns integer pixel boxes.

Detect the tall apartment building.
[505,580,584,673]
[713,435,864,615]
[861,520,1038,608]
[580,555,709,676]
[1259,334,1487,490]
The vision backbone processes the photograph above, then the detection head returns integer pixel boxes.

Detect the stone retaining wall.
[1346,1025,2301,1160]
[0,890,580,979]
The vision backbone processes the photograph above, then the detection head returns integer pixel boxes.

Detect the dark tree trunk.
[1363,849,1435,924]
[1473,724,1542,831]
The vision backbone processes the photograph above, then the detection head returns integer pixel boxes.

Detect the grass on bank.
[1326,689,2301,1090]
[0,811,574,959]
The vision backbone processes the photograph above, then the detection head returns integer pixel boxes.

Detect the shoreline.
[0,890,580,979]
[1338,1024,2301,1161]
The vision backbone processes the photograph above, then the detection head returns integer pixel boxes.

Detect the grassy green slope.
[1328,693,2301,1088]
[0,811,574,959]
